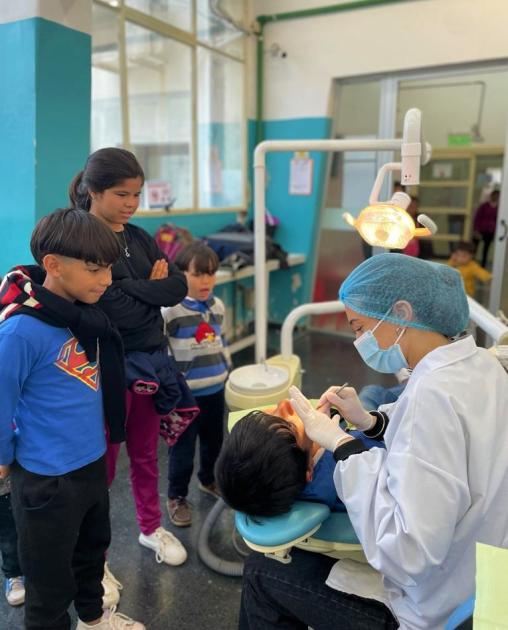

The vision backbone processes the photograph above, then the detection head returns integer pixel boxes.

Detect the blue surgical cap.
[338,253,469,337]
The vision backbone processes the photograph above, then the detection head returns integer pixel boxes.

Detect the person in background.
[163,242,230,528]
[401,195,420,258]
[447,240,492,297]
[69,148,189,604]
[473,189,500,268]
[0,209,144,630]
[0,475,24,606]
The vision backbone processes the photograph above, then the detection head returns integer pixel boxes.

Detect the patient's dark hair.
[215,410,308,517]
[30,208,121,266]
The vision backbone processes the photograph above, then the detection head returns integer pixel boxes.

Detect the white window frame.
[93,0,248,216]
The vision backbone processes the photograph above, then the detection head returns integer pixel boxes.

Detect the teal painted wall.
[250,117,332,323]
[35,19,91,221]
[0,18,91,275]
[0,19,37,274]
[131,211,238,238]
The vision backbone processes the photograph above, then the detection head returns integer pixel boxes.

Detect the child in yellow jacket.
[447,241,492,296]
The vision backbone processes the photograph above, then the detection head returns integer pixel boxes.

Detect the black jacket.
[98,224,187,352]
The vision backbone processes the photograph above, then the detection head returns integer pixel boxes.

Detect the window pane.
[325,80,381,211]
[126,22,192,209]
[197,0,245,58]
[126,0,191,32]
[92,4,122,150]
[198,48,244,208]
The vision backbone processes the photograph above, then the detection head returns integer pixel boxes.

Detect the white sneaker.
[102,562,123,608]
[76,606,145,629]
[138,526,187,566]
[5,576,25,606]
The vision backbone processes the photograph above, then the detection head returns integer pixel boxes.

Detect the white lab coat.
[329,336,508,629]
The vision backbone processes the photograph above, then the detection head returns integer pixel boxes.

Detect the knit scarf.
[0,266,126,443]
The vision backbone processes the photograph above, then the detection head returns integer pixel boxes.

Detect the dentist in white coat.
[239,253,508,630]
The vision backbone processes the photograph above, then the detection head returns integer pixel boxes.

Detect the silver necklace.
[120,230,130,258]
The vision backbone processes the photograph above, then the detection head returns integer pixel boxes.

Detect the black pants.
[240,549,398,630]
[168,389,225,498]
[0,492,22,578]
[10,457,110,630]
[474,232,494,268]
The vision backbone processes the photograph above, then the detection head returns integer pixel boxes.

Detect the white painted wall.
[0,0,92,34]
[253,0,508,120]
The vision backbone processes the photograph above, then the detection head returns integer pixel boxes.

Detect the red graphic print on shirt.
[195,321,216,345]
[54,338,99,391]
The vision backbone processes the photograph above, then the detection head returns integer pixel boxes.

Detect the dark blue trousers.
[0,492,21,578]
[168,389,225,498]
[240,549,398,630]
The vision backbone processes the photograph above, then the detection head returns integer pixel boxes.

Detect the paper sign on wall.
[146,180,172,208]
[289,155,314,195]
[432,163,453,179]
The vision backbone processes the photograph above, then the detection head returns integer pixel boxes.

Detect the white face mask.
[353,316,408,374]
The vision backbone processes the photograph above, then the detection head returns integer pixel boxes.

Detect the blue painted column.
[0,7,91,274]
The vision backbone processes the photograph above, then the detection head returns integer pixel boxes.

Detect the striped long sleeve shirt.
[162,296,231,396]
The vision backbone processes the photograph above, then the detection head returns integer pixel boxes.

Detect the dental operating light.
[253,108,432,363]
[343,110,437,248]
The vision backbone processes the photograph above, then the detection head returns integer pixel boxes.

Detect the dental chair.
[228,405,365,565]
[235,501,364,565]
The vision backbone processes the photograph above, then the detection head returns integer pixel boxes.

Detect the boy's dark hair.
[69,147,144,211]
[175,242,219,275]
[454,241,475,255]
[215,410,308,517]
[491,189,500,200]
[31,208,122,266]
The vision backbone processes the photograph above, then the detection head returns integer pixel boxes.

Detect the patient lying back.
[215,399,382,517]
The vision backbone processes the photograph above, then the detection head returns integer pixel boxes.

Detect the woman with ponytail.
[70,148,193,604]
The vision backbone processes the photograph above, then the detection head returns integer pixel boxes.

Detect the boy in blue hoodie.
[0,209,144,630]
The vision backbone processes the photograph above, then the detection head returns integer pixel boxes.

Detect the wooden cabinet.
[408,147,504,259]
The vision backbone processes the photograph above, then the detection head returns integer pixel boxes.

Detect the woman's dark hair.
[69,147,145,211]
[175,242,219,275]
[31,208,122,266]
[215,410,308,518]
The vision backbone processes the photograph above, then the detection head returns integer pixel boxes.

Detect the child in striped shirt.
[163,243,231,527]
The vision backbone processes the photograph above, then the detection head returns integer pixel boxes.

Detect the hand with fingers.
[149,259,169,280]
[289,386,354,452]
[0,465,10,480]
[318,385,375,432]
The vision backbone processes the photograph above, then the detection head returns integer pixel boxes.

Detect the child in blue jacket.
[0,209,144,630]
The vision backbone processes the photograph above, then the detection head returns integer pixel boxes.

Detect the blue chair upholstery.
[235,501,330,547]
[312,511,360,544]
[445,596,475,630]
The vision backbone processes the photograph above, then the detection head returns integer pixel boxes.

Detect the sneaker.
[138,526,187,566]
[198,481,221,499]
[5,576,25,606]
[167,497,192,527]
[102,562,123,608]
[76,606,145,629]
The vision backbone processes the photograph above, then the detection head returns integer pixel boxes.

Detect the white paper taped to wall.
[289,156,313,195]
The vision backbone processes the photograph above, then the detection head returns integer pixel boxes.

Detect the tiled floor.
[1,330,393,630]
